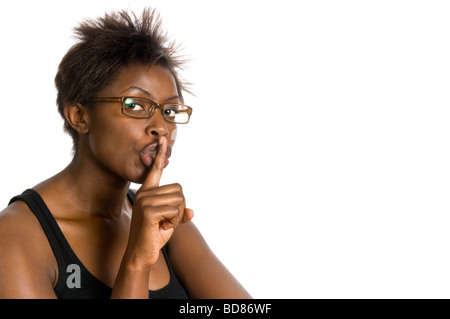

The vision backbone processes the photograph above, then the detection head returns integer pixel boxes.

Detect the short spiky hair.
[55,8,188,146]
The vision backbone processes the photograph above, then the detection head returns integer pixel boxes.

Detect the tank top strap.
[126,189,135,204]
[8,189,76,276]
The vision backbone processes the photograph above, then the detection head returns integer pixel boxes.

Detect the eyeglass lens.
[123,97,190,123]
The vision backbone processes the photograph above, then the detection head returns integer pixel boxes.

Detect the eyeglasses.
[86,97,193,124]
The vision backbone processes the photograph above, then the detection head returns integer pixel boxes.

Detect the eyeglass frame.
[86,96,193,124]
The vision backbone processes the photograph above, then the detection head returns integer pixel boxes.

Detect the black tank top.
[8,189,189,299]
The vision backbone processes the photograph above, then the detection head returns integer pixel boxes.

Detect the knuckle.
[175,193,185,203]
[135,190,152,202]
[140,197,155,208]
[134,195,146,207]
[171,183,183,192]
[142,205,156,216]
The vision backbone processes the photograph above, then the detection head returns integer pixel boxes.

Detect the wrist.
[121,250,154,273]
[111,254,152,299]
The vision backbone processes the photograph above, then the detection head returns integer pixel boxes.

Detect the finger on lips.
[143,136,167,189]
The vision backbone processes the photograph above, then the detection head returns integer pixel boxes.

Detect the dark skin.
[0,64,251,299]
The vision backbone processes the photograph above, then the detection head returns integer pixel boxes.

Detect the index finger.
[142,136,167,189]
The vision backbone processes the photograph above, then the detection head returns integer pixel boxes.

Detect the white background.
[0,0,449,298]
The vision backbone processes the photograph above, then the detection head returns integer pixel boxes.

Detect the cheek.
[88,118,140,168]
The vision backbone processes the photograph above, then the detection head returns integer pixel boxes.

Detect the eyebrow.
[121,86,181,103]
[121,86,153,98]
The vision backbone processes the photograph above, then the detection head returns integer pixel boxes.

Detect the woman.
[0,8,251,299]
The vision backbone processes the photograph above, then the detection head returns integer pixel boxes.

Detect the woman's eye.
[125,102,144,111]
[164,108,178,118]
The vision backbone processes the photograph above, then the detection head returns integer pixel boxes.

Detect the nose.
[146,108,169,138]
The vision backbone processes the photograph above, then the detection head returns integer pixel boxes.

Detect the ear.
[63,103,90,135]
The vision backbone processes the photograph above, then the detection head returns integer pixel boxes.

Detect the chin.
[133,171,150,185]
[119,166,148,185]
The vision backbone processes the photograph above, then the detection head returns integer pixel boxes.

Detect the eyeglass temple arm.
[87,98,124,102]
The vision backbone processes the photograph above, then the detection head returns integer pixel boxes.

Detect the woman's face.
[84,63,180,184]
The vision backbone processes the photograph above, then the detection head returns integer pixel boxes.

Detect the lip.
[140,142,172,168]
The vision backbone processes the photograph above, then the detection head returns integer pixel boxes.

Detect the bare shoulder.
[0,200,48,242]
[0,201,44,247]
[0,201,57,298]
[167,221,252,299]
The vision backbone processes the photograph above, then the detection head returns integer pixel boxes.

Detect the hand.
[124,136,194,268]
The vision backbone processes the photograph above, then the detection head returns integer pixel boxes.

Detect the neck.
[47,151,131,219]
